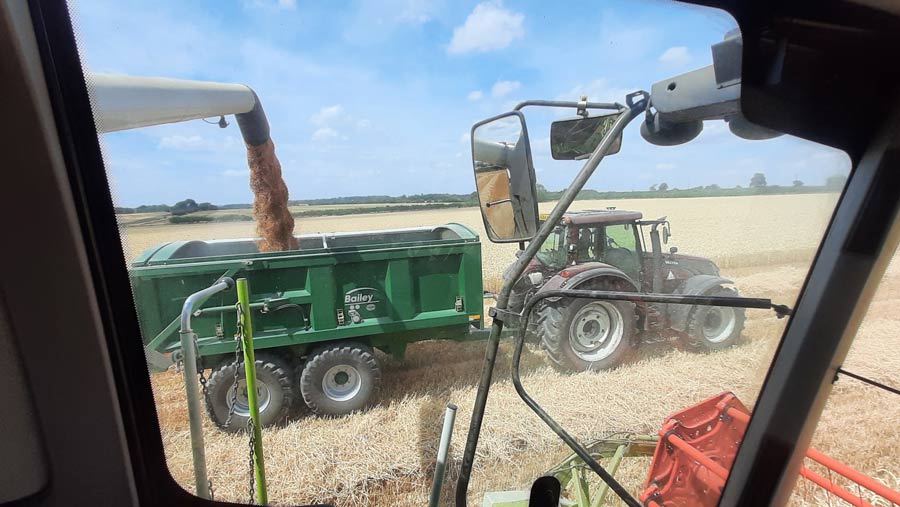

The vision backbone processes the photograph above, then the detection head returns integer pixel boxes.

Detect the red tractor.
[506,209,744,371]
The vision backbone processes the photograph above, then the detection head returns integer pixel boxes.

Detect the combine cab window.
[61,0,870,506]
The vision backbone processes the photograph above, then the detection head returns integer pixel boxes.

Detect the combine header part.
[509,392,900,507]
[640,393,748,507]
[640,392,899,507]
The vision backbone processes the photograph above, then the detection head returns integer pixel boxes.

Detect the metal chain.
[196,339,210,402]
[247,417,256,505]
[227,301,256,505]
[224,302,244,429]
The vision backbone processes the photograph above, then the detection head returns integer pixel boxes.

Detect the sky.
[70,0,851,207]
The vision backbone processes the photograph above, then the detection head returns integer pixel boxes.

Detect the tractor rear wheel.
[204,352,294,433]
[537,298,636,371]
[685,286,746,351]
[300,342,381,416]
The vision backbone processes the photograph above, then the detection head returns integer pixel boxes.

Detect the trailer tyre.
[537,298,636,371]
[204,352,294,433]
[685,286,746,351]
[300,343,381,416]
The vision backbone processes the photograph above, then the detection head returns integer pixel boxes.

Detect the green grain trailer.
[131,223,483,431]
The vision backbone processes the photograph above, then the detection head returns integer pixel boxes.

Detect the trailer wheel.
[685,286,746,351]
[300,343,381,416]
[204,352,294,433]
[537,298,636,371]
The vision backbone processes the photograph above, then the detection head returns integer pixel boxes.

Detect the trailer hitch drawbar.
[178,276,235,500]
[490,289,792,326]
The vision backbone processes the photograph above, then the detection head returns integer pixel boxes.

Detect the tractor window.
[574,226,601,262]
[537,226,567,268]
[600,224,640,278]
[602,224,636,253]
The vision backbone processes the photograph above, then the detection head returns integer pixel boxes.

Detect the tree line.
[115,198,218,215]
[115,172,849,215]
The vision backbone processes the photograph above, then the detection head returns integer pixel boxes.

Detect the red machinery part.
[639,392,748,507]
[639,391,899,507]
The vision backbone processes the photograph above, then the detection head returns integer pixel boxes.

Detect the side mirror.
[550,112,622,160]
[472,112,539,243]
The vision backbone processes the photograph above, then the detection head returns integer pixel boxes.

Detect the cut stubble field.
[121,194,899,506]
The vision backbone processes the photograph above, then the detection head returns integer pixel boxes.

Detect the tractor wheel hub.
[569,302,624,362]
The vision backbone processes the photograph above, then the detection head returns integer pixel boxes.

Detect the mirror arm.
[499,91,648,309]
[513,99,624,112]
[455,90,649,507]
[485,198,512,208]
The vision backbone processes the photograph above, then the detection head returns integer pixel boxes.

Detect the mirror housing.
[471,111,539,243]
[640,111,703,146]
[550,112,622,160]
[726,113,783,140]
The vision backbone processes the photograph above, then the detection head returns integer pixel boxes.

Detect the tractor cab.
[535,209,644,282]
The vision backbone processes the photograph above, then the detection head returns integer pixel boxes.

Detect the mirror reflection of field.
[128,193,898,506]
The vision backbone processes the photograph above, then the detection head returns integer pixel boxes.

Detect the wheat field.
[120,193,899,506]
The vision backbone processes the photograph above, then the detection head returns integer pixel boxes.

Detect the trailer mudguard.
[667,274,734,332]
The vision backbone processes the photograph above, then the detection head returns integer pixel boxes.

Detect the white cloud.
[341,0,440,44]
[355,119,372,129]
[702,121,729,137]
[557,78,634,105]
[312,127,338,142]
[656,162,676,170]
[467,90,483,101]
[159,135,212,150]
[659,46,691,67]
[244,0,297,9]
[223,169,250,178]
[491,80,520,98]
[396,0,434,24]
[448,1,524,54]
[310,105,344,126]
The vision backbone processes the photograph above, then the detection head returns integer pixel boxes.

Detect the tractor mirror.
[472,111,539,243]
[550,112,622,160]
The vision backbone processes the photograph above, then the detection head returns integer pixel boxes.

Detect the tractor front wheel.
[300,342,381,416]
[204,352,294,433]
[685,286,746,351]
[537,299,636,371]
